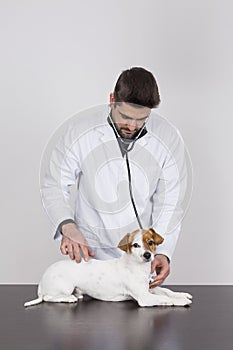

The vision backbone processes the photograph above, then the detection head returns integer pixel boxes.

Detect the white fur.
[24,231,192,307]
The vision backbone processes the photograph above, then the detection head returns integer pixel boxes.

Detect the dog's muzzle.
[143,251,151,261]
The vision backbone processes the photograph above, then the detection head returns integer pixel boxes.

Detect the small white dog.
[24,228,192,307]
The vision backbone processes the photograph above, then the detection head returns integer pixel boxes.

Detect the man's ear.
[148,228,164,246]
[110,92,115,105]
[118,233,131,253]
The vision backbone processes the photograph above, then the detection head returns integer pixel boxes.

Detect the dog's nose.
[143,252,151,260]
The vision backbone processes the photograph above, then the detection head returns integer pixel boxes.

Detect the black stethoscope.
[108,112,149,229]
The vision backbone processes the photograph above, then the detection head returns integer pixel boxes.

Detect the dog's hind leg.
[43,295,78,303]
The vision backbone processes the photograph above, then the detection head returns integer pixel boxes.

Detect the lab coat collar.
[96,119,150,151]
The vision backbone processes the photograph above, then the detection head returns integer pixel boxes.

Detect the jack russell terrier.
[24,228,192,307]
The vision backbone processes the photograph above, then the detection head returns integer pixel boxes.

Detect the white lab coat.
[41,105,188,261]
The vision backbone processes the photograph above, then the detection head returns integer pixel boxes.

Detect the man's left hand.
[149,254,170,288]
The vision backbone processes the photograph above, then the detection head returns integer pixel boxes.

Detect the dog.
[24,228,192,307]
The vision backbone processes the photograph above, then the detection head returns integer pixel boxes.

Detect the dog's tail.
[24,296,43,307]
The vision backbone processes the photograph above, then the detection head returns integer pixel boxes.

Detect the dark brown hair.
[113,67,160,108]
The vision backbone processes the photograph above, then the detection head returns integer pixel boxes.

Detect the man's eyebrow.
[119,111,149,120]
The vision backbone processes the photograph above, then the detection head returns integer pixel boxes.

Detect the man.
[41,67,188,287]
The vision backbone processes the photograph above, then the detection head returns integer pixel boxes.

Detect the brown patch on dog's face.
[118,228,164,254]
[118,229,140,253]
[142,228,164,253]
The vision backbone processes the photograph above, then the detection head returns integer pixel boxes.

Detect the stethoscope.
[108,112,149,229]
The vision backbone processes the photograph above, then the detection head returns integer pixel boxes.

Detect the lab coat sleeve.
[40,124,81,240]
[152,128,188,261]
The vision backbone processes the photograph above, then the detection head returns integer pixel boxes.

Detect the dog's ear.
[148,228,164,246]
[118,233,131,253]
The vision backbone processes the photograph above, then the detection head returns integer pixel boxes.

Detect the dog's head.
[117,228,164,263]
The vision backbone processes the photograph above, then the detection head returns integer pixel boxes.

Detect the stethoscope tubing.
[108,112,147,229]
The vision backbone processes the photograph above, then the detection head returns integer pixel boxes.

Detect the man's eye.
[148,240,154,246]
[133,243,140,248]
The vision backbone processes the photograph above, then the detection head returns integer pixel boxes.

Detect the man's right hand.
[60,223,95,263]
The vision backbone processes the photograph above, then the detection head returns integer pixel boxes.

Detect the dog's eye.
[148,240,154,246]
[133,243,140,248]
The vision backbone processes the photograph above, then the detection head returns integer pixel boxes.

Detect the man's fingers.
[66,243,75,260]
[88,246,95,257]
[153,272,167,283]
[79,244,90,262]
[149,278,163,288]
[150,260,159,273]
[73,244,81,263]
[60,243,68,255]
[150,269,169,288]
[60,237,69,255]
[149,261,170,288]
[61,237,75,260]
[156,267,169,281]
[60,236,94,262]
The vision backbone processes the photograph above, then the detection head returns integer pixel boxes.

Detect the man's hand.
[149,254,170,288]
[60,223,95,263]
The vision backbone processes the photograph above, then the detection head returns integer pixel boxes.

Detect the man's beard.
[118,127,138,139]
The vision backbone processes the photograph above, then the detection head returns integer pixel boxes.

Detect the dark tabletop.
[0,285,233,350]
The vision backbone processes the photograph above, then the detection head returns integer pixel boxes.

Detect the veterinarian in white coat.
[41,67,190,287]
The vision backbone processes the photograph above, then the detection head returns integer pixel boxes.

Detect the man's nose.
[127,119,137,130]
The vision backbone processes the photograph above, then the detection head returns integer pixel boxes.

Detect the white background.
[0,0,232,284]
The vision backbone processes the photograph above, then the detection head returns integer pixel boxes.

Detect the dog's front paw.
[182,292,192,300]
[173,292,193,300]
[172,297,192,306]
[138,296,174,307]
[156,297,174,306]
